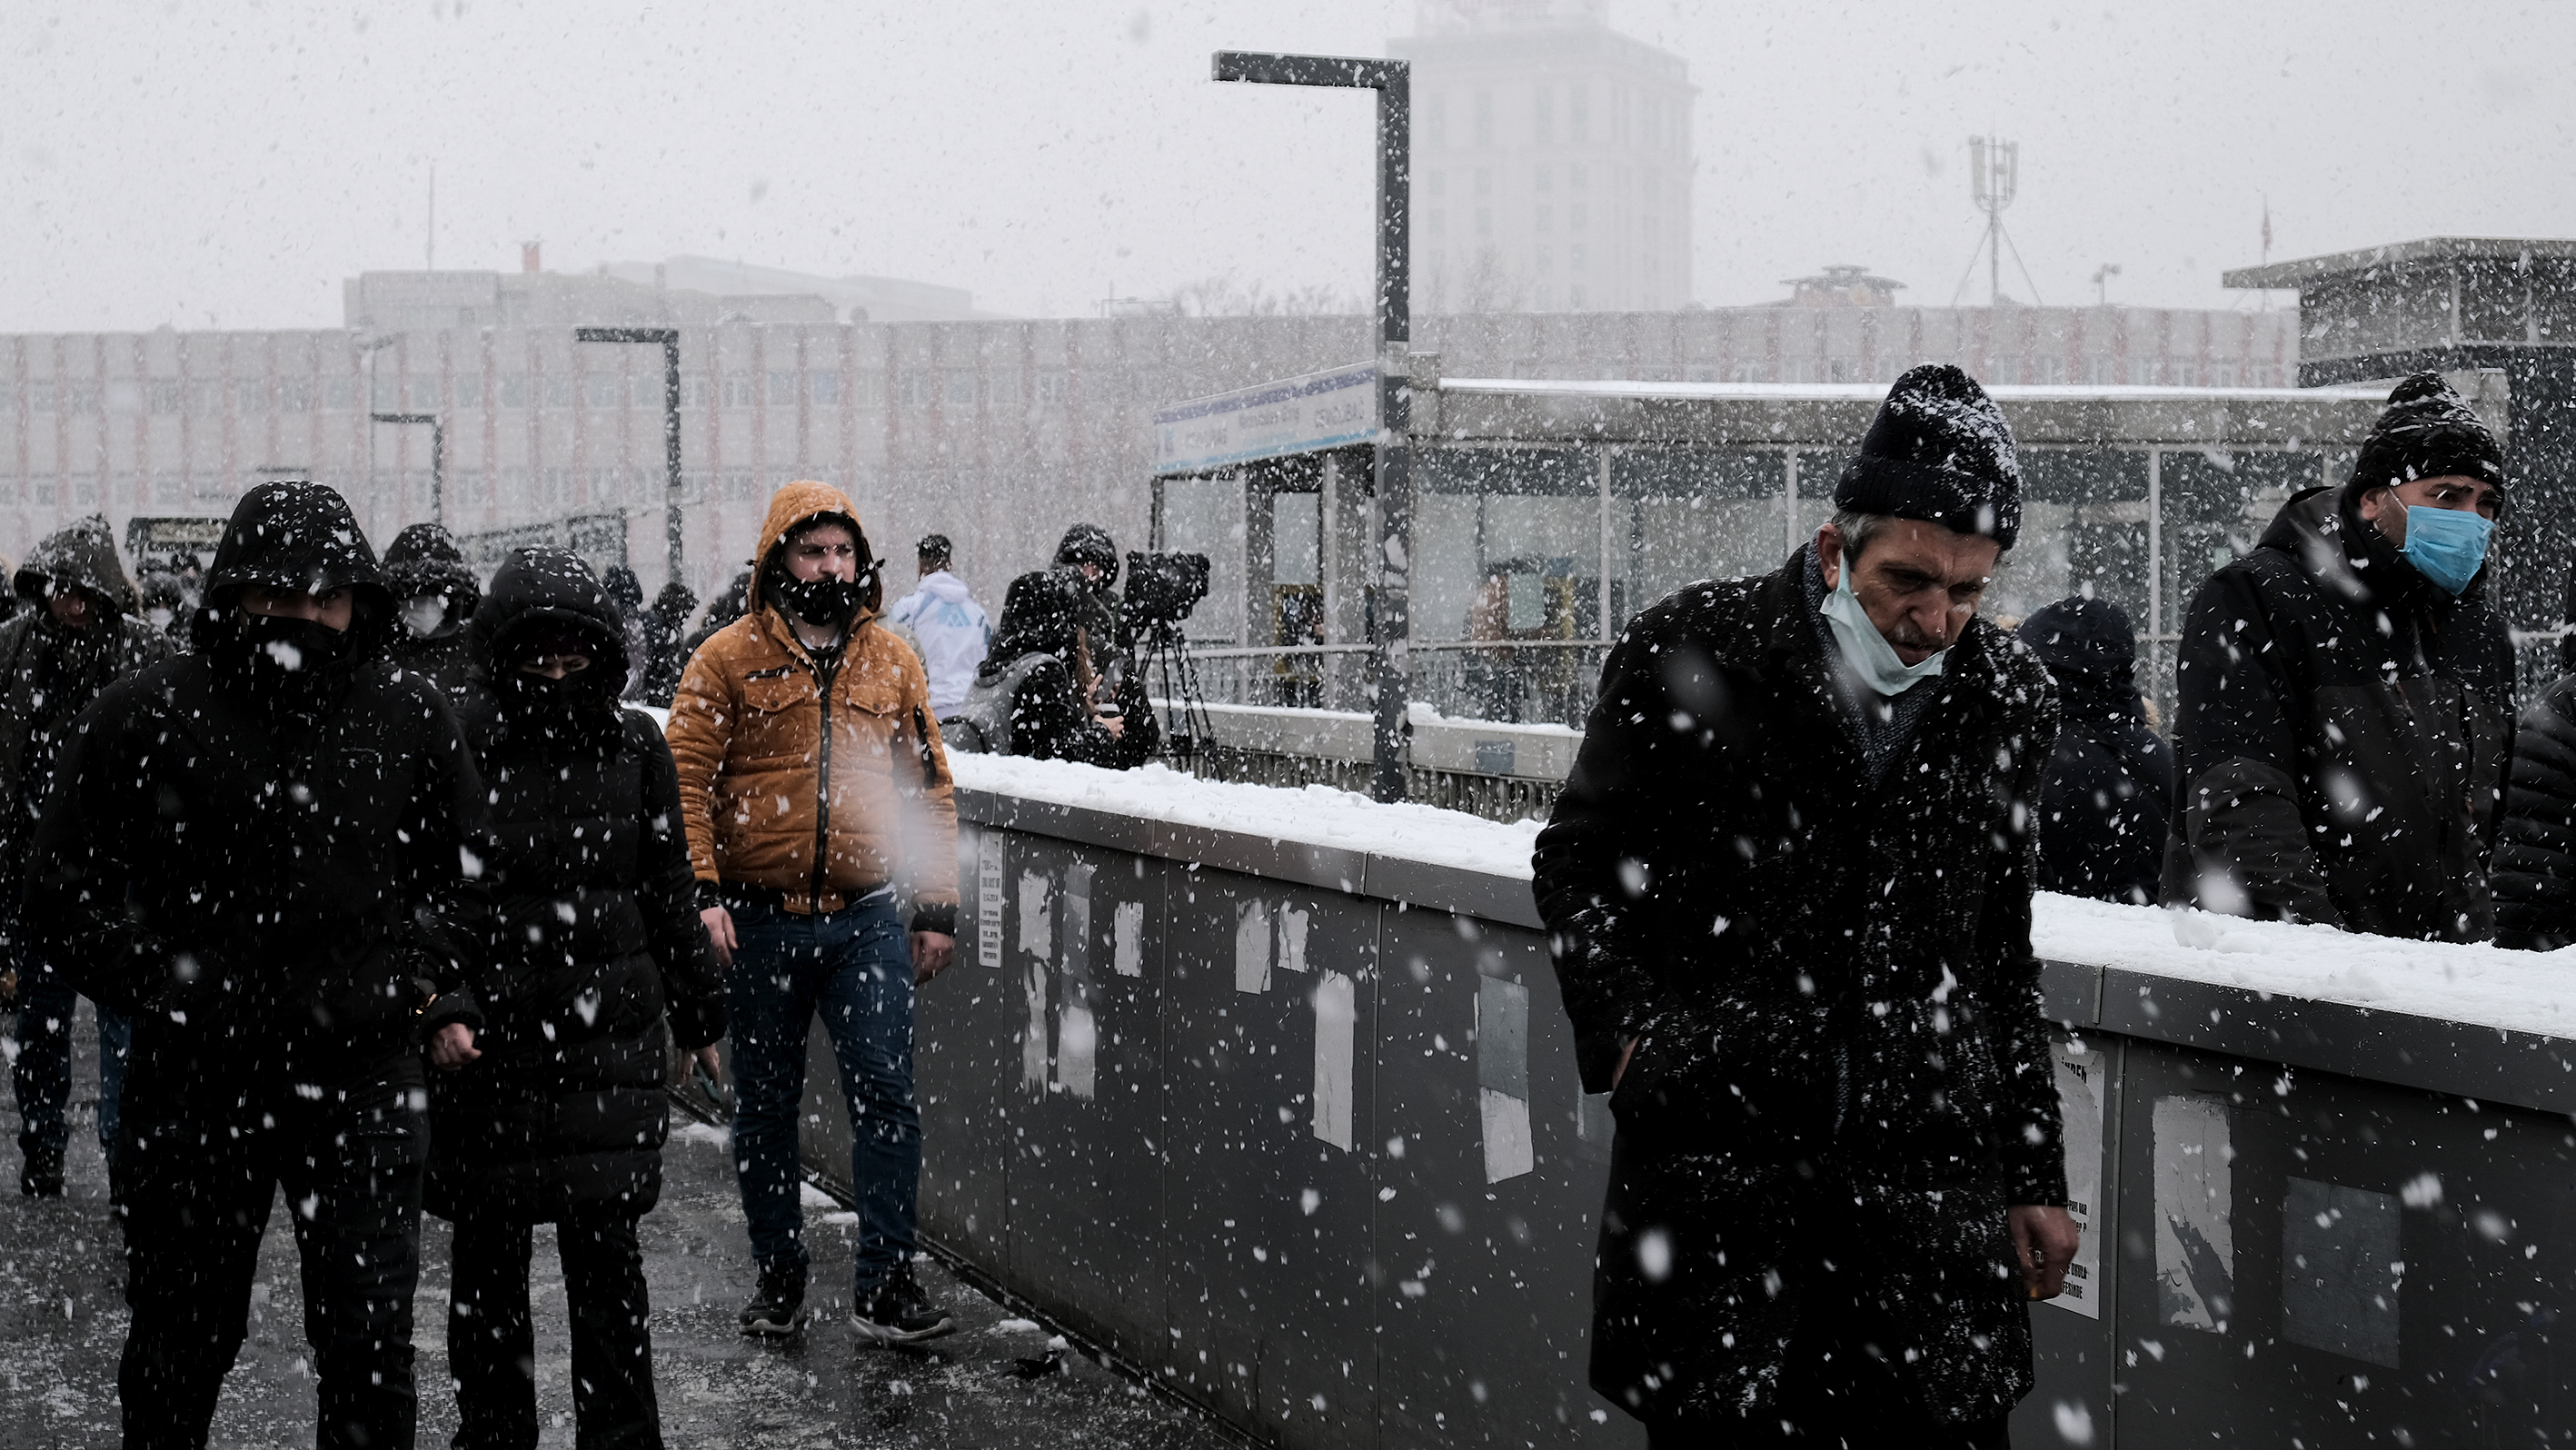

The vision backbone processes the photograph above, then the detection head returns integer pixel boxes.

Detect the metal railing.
[1184,639,1614,729]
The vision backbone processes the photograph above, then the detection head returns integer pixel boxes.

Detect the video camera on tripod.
[1124,550,1213,760]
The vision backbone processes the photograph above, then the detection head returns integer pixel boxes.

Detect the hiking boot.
[852,1266,956,1346]
[739,1261,809,1336]
[19,1149,62,1198]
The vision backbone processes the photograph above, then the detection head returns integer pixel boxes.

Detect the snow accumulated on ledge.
[2034,891,2576,1040]
[946,754,1542,880]
[949,752,2576,1039]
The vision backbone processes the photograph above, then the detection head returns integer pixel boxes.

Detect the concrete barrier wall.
[741,763,2576,1448]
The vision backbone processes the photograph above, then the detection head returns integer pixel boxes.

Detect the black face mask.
[774,573,867,628]
[502,669,602,711]
[236,612,356,677]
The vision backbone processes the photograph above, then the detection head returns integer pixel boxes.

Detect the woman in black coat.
[425,546,724,1450]
[951,569,1156,766]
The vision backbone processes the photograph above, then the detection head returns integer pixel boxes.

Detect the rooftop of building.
[2224,236,2576,289]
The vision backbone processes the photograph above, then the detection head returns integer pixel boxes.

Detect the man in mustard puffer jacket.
[666,479,961,1344]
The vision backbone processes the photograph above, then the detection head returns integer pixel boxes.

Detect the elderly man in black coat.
[25,482,487,1450]
[2161,373,2513,939]
[1534,363,2077,1447]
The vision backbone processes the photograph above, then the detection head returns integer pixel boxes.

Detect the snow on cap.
[2351,372,2507,502]
[1833,362,2023,550]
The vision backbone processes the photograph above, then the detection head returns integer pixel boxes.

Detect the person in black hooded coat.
[2161,373,2514,939]
[951,569,1156,766]
[24,481,487,1450]
[2016,598,2173,905]
[425,545,723,1450]
[383,521,482,701]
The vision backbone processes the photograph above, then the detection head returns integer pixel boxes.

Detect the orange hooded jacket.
[665,481,960,929]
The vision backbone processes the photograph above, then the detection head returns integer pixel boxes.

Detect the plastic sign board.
[1151,363,1378,475]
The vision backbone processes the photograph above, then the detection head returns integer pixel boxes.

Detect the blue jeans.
[14,972,129,1166]
[727,895,920,1295]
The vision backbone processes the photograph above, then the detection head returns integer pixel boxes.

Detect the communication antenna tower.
[1952,135,2045,307]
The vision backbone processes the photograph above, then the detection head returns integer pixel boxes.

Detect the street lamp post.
[1212,49,1413,804]
[574,327,685,586]
[369,412,445,526]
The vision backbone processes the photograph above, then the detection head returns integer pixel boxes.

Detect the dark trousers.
[114,1060,427,1450]
[12,973,129,1164]
[1640,1301,2014,1450]
[727,893,918,1295]
[448,1211,661,1450]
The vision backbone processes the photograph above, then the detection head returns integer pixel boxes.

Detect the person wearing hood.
[602,564,651,700]
[638,578,699,706]
[2163,372,2514,940]
[1052,521,1127,700]
[664,480,961,1346]
[949,569,1155,767]
[426,546,725,1450]
[0,515,171,1197]
[1532,364,2074,1445]
[24,482,488,1450]
[383,521,482,700]
[2017,598,2174,906]
[885,533,990,719]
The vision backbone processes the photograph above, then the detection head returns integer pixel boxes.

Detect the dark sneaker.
[19,1150,62,1198]
[739,1262,808,1336]
[852,1266,956,1346]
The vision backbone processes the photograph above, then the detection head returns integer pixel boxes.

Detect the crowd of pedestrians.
[0,362,2565,1445]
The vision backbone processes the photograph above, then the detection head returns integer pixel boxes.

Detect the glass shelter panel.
[2161,450,2327,632]
[1163,473,1248,645]
[1612,449,1788,627]
[1988,449,2153,628]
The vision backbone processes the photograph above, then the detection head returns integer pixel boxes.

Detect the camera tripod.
[1135,615,1215,763]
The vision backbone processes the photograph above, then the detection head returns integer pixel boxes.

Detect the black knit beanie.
[1834,363,2023,549]
[2350,372,2507,501]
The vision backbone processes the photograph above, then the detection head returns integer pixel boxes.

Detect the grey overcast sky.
[5,1,2571,333]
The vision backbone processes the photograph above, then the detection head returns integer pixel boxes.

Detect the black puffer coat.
[2161,484,2515,939]
[1531,546,2065,1426]
[2017,600,2173,905]
[2491,678,2576,949]
[25,482,487,1096]
[425,547,724,1224]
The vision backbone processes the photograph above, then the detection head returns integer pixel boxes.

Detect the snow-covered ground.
[953,753,2576,1040]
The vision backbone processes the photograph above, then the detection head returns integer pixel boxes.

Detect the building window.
[148,379,180,414]
[1570,84,1589,143]
[584,373,619,408]
[234,379,267,415]
[1536,205,1552,234]
[546,374,573,407]
[451,372,479,408]
[811,370,840,406]
[278,376,313,413]
[767,371,799,405]
[723,372,754,407]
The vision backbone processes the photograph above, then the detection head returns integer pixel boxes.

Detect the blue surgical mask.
[1819,564,1946,696]
[2400,504,2494,597]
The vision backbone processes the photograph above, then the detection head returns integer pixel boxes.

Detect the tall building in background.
[1394,0,1695,313]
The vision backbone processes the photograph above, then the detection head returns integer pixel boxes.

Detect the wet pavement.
[0,1005,1235,1449]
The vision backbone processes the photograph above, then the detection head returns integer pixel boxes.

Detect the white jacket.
[887,571,992,716]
